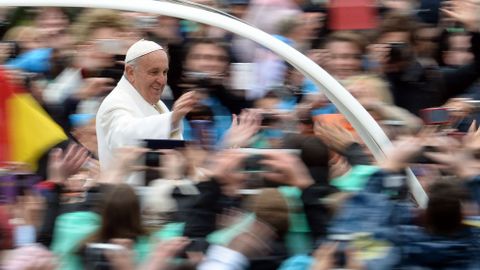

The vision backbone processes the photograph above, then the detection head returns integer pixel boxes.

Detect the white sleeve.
[197,245,249,270]
[99,106,174,149]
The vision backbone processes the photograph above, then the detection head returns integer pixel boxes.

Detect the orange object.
[313,113,355,132]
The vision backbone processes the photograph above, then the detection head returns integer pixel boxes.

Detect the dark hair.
[88,184,147,243]
[183,38,230,63]
[376,12,418,44]
[323,31,367,54]
[424,180,469,236]
[283,134,330,185]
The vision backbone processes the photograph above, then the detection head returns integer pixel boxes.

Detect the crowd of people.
[1,0,480,269]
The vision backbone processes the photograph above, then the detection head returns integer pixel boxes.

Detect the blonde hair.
[343,74,393,105]
[70,9,128,44]
[3,26,39,42]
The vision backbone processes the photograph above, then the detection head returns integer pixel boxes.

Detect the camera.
[184,71,213,92]
[243,154,268,173]
[237,149,300,191]
[261,112,280,127]
[328,234,354,268]
[84,243,125,270]
[145,151,164,168]
[412,145,440,164]
[388,42,411,63]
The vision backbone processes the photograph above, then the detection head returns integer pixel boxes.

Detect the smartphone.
[143,139,187,150]
[421,107,450,125]
[84,243,125,270]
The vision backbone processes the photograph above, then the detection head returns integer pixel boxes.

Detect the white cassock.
[96,75,181,179]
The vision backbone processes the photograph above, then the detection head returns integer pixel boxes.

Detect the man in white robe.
[96,40,196,174]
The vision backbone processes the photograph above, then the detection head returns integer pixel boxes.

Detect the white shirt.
[96,76,181,173]
[198,245,249,270]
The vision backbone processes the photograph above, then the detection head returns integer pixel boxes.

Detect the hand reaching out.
[261,152,314,189]
[221,109,261,148]
[441,0,480,32]
[47,143,90,183]
[314,122,356,153]
[172,91,198,127]
[99,147,149,183]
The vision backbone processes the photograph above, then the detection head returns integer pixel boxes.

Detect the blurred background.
[1,0,480,269]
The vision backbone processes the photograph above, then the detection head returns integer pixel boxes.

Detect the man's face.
[444,34,473,67]
[414,27,440,58]
[325,41,362,79]
[184,43,229,76]
[126,50,169,104]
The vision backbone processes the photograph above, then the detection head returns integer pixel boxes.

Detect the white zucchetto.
[124,39,163,63]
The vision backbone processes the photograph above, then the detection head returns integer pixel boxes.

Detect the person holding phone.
[96,39,198,174]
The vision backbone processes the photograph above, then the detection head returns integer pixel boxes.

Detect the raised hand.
[204,149,247,184]
[47,143,90,183]
[171,91,198,127]
[314,122,356,153]
[99,147,149,183]
[261,152,314,189]
[441,0,480,32]
[221,109,261,148]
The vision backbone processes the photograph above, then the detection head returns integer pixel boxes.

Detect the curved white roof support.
[0,0,427,206]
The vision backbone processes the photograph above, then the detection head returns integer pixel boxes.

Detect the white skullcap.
[125,39,163,63]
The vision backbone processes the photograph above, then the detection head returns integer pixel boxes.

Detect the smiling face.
[184,43,229,76]
[125,50,169,104]
[325,40,363,79]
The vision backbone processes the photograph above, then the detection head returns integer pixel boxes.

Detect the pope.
[96,39,197,171]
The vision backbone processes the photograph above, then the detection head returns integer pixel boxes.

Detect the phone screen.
[421,108,449,125]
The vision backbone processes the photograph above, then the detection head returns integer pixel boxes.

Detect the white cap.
[125,39,163,63]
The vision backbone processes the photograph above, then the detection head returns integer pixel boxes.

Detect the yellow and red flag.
[0,68,67,170]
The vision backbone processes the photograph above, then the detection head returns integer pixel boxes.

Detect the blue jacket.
[390,225,480,269]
